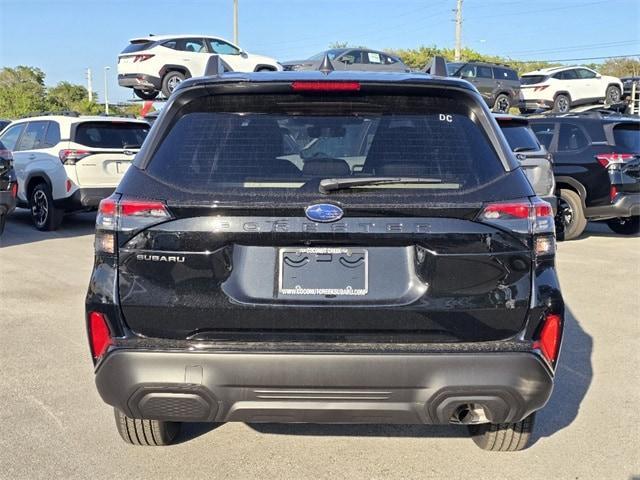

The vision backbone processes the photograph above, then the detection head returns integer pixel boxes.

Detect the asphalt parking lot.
[0,209,638,480]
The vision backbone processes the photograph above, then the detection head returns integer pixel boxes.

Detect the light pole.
[104,66,110,115]
[233,0,238,44]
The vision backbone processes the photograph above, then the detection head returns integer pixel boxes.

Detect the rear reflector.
[535,313,562,364]
[596,153,635,168]
[11,182,18,198]
[88,312,112,359]
[291,81,361,92]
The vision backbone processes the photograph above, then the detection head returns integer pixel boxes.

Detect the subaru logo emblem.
[305,204,344,223]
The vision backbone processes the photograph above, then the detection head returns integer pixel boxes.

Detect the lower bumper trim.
[95,349,554,425]
[54,187,115,210]
[585,193,640,219]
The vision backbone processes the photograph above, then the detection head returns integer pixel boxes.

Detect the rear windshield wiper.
[319,177,442,193]
[513,146,538,153]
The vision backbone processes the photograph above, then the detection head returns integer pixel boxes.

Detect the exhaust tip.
[450,403,489,425]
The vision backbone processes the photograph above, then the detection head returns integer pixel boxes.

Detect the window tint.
[179,38,206,53]
[458,64,477,78]
[162,40,178,50]
[121,41,154,54]
[498,122,540,152]
[477,66,493,79]
[521,75,547,85]
[16,121,48,151]
[613,124,640,152]
[576,68,597,79]
[43,122,61,148]
[146,93,506,199]
[208,39,240,55]
[339,50,363,64]
[558,123,589,151]
[531,123,556,149]
[493,67,518,81]
[554,70,578,80]
[73,122,150,148]
[0,123,25,151]
[384,55,397,65]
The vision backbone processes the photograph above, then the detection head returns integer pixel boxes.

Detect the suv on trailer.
[86,67,564,452]
[520,66,623,114]
[0,115,150,230]
[529,112,640,239]
[446,61,520,113]
[118,35,281,99]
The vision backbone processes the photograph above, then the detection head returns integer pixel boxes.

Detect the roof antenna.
[204,54,233,76]
[318,54,335,74]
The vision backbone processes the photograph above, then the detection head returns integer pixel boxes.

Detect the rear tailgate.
[70,121,149,187]
[116,85,536,342]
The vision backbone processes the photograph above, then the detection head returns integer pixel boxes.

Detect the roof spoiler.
[427,55,447,77]
[204,55,234,76]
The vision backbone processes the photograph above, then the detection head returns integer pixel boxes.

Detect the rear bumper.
[585,193,640,220]
[118,73,162,91]
[519,99,553,111]
[95,349,554,425]
[54,187,115,210]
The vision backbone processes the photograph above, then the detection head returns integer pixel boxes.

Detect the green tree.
[0,66,47,118]
[598,57,640,78]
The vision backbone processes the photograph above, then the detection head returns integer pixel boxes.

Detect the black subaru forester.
[86,67,564,451]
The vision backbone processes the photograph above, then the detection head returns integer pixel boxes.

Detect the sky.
[1,0,639,103]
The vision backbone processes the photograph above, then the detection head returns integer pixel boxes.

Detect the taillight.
[88,311,112,360]
[95,195,171,254]
[596,153,635,168]
[610,185,618,201]
[11,182,18,198]
[534,313,562,364]
[0,148,13,160]
[533,85,549,92]
[133,54,155,62]
[291,81,361,92]
[59,149,91,165]
[478,198,555,256]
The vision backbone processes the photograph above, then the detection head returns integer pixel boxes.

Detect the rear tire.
[29,182,64,231]
[114,408,180,446]
[133,89,159,100]
[492,93,511,113]
[469,413,535,451]
[161,71,185,98]
[553,94,571,113]
[558,189,587,240]
[606,216,640,235]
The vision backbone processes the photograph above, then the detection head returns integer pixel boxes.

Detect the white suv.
[118,34,282,99]
[0,115,149,230]
[519,66,623,113]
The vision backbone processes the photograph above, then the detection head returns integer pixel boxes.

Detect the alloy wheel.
[32,190,49,227]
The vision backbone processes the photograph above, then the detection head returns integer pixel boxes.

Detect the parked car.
[621,75,640,98]
[0,119,11,131]
[444,61,520,113]
[118,34,281,99]
[0,114,150,230]
[282,48,410,73]
[529,112,640,239]
[494,114,556,208]
[0,140,17,234]
[520,66,623,114]
[86,67,563,452]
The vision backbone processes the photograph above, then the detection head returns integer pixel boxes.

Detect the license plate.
[116,161,131,174]
[278,247,368,296]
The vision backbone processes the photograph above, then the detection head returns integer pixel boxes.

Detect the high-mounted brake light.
[59,149,91,165]
[291,81,361,92]
[596,153,635,168]
[534,313,562,364]
[88,311,112,360]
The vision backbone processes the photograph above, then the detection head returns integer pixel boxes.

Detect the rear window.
[121,41,154,54]
[498,121,540,152]
[521,75,547,85]
[613,123,640,152]
[73,122,150,148]
[146,92,508,199]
